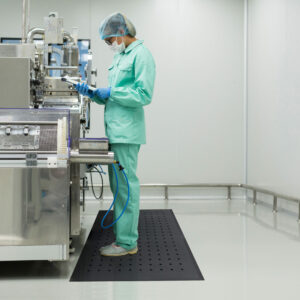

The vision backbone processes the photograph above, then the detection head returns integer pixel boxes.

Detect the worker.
[75,12,156,256]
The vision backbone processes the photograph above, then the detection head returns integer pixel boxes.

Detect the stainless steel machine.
[0,5,113,261]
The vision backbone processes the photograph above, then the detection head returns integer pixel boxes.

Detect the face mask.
[110,39,125,54]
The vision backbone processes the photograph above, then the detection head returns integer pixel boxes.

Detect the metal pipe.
[165,186,169,200]
[81,182,300,218]
[26,28,45,43]
[82,177,86,212]
[227,186,231,201]
[22,0,26,42]
[22,0,30,43]
[145,183,242,188]
[70,151,114,164]
[0,151,56,154]
[89,184,243,190]
[242,184,299,204]
[273,196,278,213]
[298,202,300,223]
[0,121,57,125]
[253,190,257,205]
[243,0,249,185]
[120,183,300,205]
[45,66,78,70]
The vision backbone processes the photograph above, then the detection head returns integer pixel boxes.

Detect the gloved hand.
[75,83,94,98]
[94,87,111,100]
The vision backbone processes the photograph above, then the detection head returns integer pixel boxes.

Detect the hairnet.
[99,12,136,40]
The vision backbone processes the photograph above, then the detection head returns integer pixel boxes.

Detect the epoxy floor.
[1,198,300,300]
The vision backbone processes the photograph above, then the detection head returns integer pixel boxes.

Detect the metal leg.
[165,186,169,200]
[227,186,231,201]
[273,213,278,229]
[273,196,278,213]
[70,163,81,236]
[100,178,104,200]
[298,202,300,223]
[69,237,75,254]
[253,190,257,205]
[82,177,86,212]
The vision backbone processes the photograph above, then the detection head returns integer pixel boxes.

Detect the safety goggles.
[104,37,114,45]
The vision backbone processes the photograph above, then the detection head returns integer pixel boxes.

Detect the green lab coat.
[93,40,156,144]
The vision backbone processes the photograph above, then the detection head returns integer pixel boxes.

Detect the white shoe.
[99,242,116,251]
[99,243,138,257]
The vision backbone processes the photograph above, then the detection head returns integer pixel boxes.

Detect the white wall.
[0,0,245,186]
[90,0,245,185]
[247,0,300,198]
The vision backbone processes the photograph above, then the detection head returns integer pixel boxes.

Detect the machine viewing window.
[0,37,90,80]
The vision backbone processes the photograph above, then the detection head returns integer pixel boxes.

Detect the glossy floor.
[0,199,300,300]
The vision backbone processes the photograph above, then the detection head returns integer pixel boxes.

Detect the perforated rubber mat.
[70,209,204,281]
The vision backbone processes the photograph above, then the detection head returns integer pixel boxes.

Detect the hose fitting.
[114,160,125,171]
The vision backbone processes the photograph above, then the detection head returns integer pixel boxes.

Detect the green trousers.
[108,143,141,250]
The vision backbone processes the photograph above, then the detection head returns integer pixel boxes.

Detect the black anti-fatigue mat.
[70,209,204,281]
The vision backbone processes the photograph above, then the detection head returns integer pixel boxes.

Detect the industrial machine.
[0,5,113,261]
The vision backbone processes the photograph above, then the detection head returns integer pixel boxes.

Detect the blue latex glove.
[94,87,111,100]
[75,83,94,98]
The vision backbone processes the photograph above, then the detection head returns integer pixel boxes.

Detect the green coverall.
[93,40,156,250]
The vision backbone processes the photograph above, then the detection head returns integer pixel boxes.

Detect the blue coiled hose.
[100,162,130,229]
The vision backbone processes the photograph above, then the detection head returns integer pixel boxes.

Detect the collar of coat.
[124,40,144,54]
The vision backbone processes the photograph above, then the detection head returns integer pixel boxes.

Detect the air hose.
[89,166,104,200]
[100,161,130,229]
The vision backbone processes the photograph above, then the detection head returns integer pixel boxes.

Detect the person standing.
[76,12,156,256]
